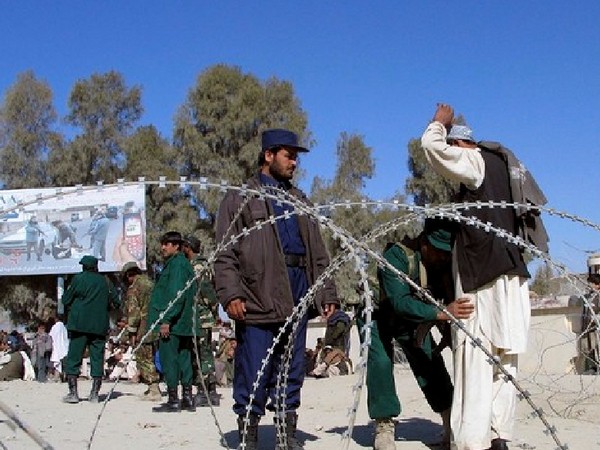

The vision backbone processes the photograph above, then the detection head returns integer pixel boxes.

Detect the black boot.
[152,387,181,412]
[491,438,509,450]
[237,413,259,450]
[208,377,221,406]
[88,377,102,403]
[194,388,209,407]
[180,385,196,412]
[195,377,221,407]
[275,412,303,450]
[63,375,80,404]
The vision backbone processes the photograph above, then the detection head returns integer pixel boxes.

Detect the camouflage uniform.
[125,273,159,384]
[189,255,222,407]
[190,256,218,382]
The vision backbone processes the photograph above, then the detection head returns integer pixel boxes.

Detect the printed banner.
[0,184,146,275]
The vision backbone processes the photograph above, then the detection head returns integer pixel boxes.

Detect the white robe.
[49,321,69,373]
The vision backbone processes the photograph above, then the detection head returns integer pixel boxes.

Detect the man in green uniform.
[182,235,221,407]
[366,221,474,450]
[62,255,119,404]
[148,231,196,413]
[121,261,160,401]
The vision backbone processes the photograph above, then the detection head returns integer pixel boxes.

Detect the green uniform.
[125,274,159,384]
[363,243,453,419]
[63,270,119,378]
[191,256,218,383]
[148,252,195,388]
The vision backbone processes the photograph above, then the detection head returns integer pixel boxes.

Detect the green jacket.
[377,243,437,338]
[148,252,196,336]
[63,270,119,336]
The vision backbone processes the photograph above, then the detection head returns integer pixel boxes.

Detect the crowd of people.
[0,317,69,382]
[1,117,558,450]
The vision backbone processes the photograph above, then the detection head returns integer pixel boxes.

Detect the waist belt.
[284,254,307,267]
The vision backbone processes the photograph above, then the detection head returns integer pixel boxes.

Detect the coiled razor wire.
[3,179,600,450]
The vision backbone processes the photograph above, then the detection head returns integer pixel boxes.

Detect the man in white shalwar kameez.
[421,104,531,450]
[49,317,69,375]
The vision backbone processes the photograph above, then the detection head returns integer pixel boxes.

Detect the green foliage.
[530,261,555,297]
[0,275,56,328]
[405,137,458,206]
[0,71,63,189]
[49,71,143,185]
[174,64,310,229]
[122,125,200,265]
[310,132,411,305]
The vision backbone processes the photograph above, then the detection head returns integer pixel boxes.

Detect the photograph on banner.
[0,184,146,276]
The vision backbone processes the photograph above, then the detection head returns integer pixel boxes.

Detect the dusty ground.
[1,366,599,450]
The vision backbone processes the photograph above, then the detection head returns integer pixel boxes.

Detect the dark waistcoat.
[456,149,530,293]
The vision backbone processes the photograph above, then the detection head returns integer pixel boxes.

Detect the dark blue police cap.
[261,129,309,152]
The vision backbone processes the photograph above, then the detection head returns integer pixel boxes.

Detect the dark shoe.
[63,375,80,404]
[152,387,181,412]
[194,390,209,407]
[275,411,303,450]
[181,385,196,412]
[491,438,509,450]
[208,381,221,406]
[237,413,259,450]
[194,381,221,407]
[88,377,102,403]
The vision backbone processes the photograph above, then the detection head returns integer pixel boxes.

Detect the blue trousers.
[233,267,308,416]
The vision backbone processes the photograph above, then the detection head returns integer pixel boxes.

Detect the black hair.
[257,146,281,167]
[160,231,183,246]
[588,273,600,285]
[182,236,201,254]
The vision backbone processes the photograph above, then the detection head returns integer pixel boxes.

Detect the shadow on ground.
[327,417,444,448]
[223,423,319,449]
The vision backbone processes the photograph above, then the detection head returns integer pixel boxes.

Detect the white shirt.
[49,321,69,364]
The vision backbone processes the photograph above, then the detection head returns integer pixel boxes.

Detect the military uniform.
[62,255,119,403]
[147,252,195,392]
[365,243,453,419]
[190,256,217,378]
[125,273,159,385]
[188,255,221,406]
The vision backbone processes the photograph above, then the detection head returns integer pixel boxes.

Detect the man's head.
[419,219,453,269]
[447,125,477,148]
[121,261,142,284]
[323,301,340,319]
[160,231,183,259]
[258,129,309,182]
[588,273,600,290]
[182,235,201,260]
[79,255,99,272]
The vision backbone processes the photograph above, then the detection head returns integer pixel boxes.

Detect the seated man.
[0,335,35,381]
[310,303,353,377]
